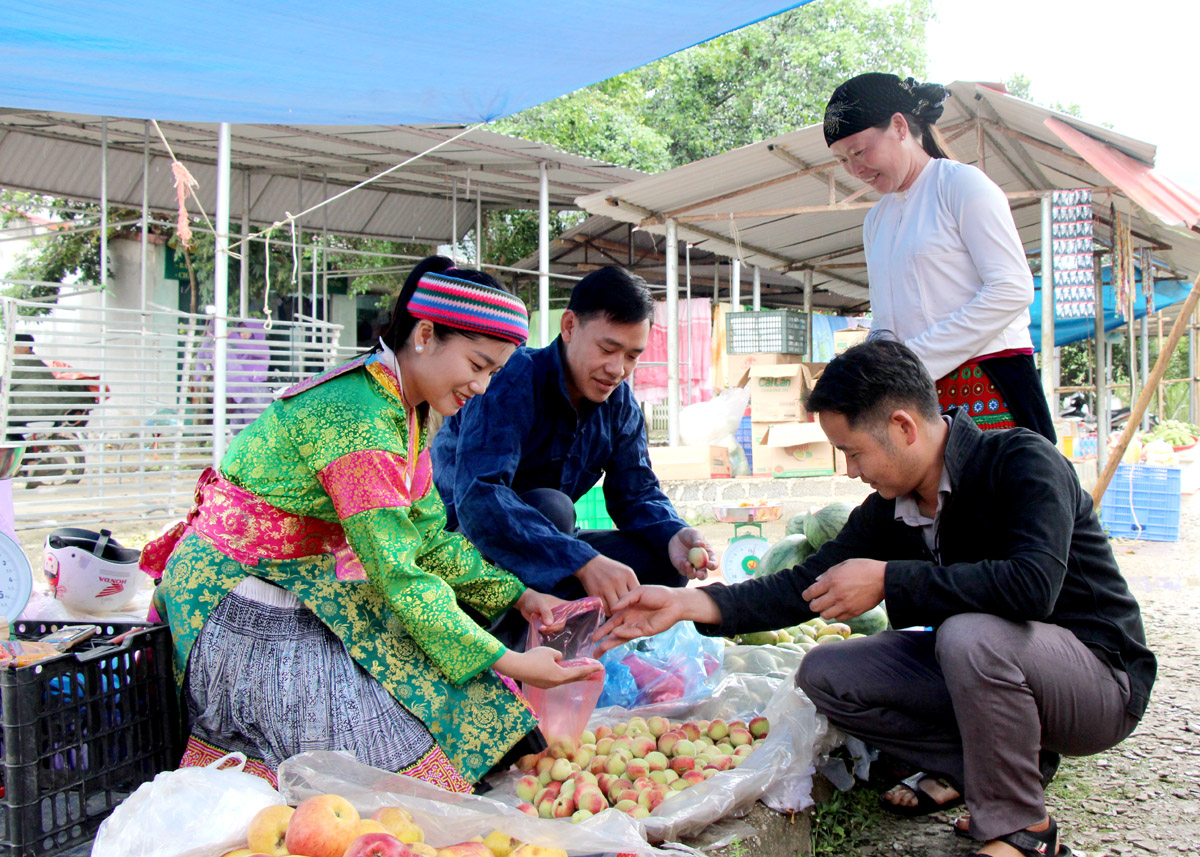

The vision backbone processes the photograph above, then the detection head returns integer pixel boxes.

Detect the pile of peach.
[512,714,770,821]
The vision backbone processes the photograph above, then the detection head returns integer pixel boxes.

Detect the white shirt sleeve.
[904,165,1034,380]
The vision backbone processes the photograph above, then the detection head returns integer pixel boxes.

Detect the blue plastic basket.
[735,415,754,471]
[574,484,615,530]
[1100,464,1181,542]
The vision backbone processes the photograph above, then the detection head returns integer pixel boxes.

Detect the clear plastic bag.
[92,752,285,857]
[597,621,722,709]
[523,597,607,744]
[679,387,750,447]
[277,751,695,857]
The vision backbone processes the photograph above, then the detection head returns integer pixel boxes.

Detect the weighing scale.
[713,503,782,584]
[0,444,32,622]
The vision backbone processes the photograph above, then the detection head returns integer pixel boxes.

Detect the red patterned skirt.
[936,361,1016,431]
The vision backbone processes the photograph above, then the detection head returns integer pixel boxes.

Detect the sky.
[923,0,1199,193]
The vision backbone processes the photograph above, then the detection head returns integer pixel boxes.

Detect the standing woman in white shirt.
[823,73,1055,441]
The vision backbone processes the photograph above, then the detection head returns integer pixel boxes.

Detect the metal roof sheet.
[0,112,644,244]
[576,81,1200,308]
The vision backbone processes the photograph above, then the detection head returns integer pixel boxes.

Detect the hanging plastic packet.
[522,597,606,746]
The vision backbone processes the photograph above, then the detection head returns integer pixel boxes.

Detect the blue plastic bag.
[596,621,723,709]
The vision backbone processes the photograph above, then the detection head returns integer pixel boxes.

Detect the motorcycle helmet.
[43,528,142,613]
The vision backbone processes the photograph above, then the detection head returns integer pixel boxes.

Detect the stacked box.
[735,415,754,472]
[1100,464,1181,542]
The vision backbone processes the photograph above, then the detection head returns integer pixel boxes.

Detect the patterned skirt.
[180,575,472,791]
[936,361,1017,431]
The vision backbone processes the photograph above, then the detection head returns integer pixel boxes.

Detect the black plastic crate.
[725,309,808,354]
[0,621,182,857]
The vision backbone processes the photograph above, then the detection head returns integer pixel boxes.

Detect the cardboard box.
[751,421,835,478]
[722,351,804,390]
[650,445,732,481]
[749,364,817,422]
[833,328,869,354]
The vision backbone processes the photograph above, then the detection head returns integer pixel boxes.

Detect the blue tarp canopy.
[1,2,808,124]
[1030,274,1192,350]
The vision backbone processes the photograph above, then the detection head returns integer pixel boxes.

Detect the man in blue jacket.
[595,340,1154,857]
[431,266,714,616]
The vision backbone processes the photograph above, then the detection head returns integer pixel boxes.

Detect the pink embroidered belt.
[139,467,366,580]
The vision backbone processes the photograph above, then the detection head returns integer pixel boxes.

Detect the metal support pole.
[322,173,329,325]
[212,123,232,466]
[666,220,680,447]
[803,269,814,361]
[731,259,741,311]
[685,243,693,407]
[100,118,108,290]
[1140,249,1152,429]
[240,173,250,319]
[1039,195,1055,409]
[1094,254,1107,473]
[752,266,761,311]
[538,162,550,347]
[476,186,483,265]
[140,121,149,314]
[1192,303,1199,425]
[451,179,458,263]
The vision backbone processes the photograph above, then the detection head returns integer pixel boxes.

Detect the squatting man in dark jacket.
[595,340,1155,857]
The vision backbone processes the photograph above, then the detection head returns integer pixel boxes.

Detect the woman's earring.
[415,345,424,353]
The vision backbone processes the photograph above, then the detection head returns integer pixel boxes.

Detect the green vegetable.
[845,604,889,636]
[756,533,814,577]
[804,502,855,549]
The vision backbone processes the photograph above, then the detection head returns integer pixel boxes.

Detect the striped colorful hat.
[408,271,529,345]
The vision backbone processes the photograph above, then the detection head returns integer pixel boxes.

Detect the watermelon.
[845,604,889,636]
[804,501,855,549]
[755,533,814,577]
[784,512,808,536]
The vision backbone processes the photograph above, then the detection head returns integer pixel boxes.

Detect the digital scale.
[0,445,33,622]
[713,503,782,584]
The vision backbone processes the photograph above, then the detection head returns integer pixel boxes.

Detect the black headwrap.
[823,73,948,146]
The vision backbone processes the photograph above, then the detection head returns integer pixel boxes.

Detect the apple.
[728,720,747,730]
[611,736,633,754]
[571,747,594,768]
[716,742,735,756]
[616,788,639,805]
[669,778,690,791]
[571,808,593,823]
[680,722,701,741]
[372,807,425,844]
[628,806,650,819]
[358,820,388,836]
[672,739,696,757]
[587,754,608,776]
[702,768,718,780]
[344,832,416,857]
[643,750,668,772]
[647,716,670,737]
[510,846,568,857]
[729,728,752,747]
[593,725,613,741]
[549,758,573,782]
[613,799,638,814]
[628,716,649,733]
[632,776,654,792]
[648,770,668,785]
[681,770,706,786]
[535,757,555,778]
[594,736,615,755]
[435,844,492,857]
[247,804,295,856]
[409,847,437,857]
[612,722,628,736]
[605,755,627,777]
[221,851,271,857]
[580,729,597,745]
[707,755,734,771]
[284,794,360,857]
[749,716,770,738]
[733,744,754,757]
[515,803,538,818]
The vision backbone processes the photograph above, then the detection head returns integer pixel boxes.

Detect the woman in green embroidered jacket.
[142,256,600,791]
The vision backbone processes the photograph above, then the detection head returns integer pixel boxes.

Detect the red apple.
[515,803,538,817]
[344,832,415,857]
[749,716,770,739]
[371,807,425,844]
[284,794,360,857]
[434,844,492,857]
[669,756,696,775]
